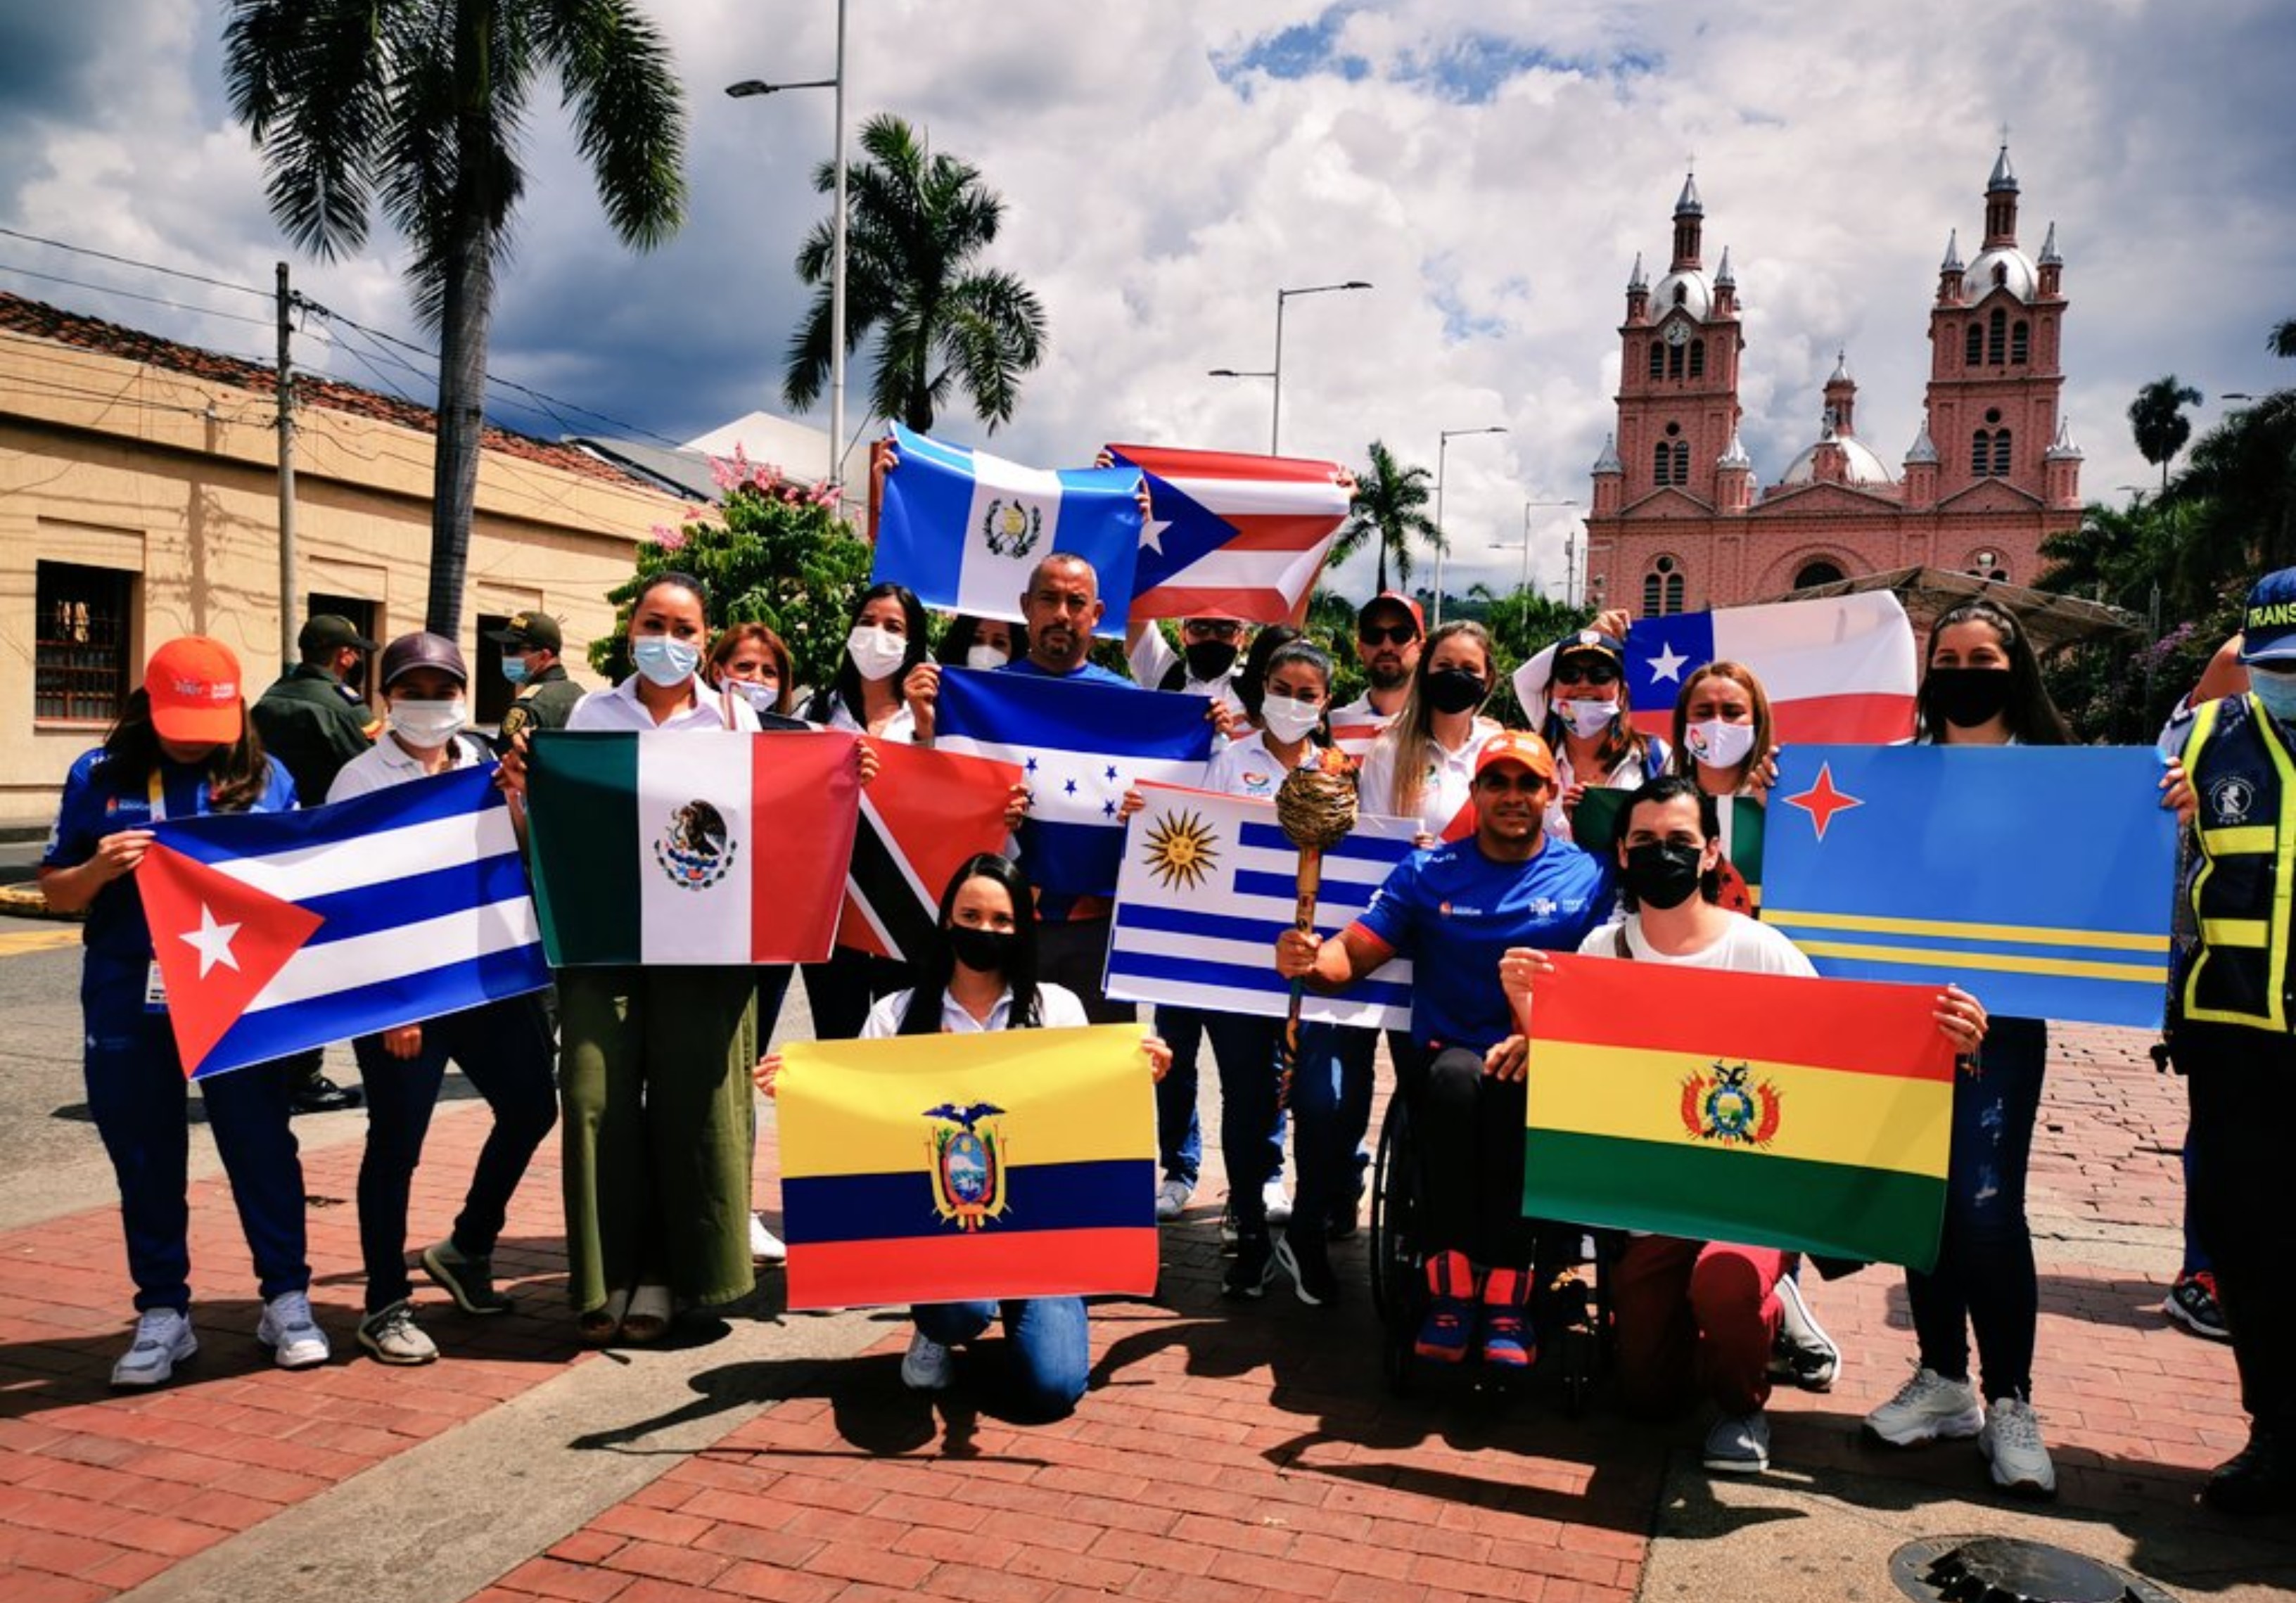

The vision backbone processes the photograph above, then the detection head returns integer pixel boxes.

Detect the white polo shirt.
[860,981,1090,1038]
[1354,716,1501,838]
[567,675,760,732]
[326,729,493,803]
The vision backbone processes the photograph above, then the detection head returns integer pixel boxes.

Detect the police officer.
[2164,566,2296,1516]
[487,611,583,744]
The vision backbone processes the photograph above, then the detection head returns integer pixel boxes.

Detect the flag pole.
[1273,753,1360,1106]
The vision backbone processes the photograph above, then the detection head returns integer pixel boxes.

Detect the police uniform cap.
[485,611,563,653]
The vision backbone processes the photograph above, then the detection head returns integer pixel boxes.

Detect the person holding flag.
[1534,627,1671,842]
[1356,621,1507,846]
[39,637,326,1387]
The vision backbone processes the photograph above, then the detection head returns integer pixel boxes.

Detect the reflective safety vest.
[2181,692,2296,1031]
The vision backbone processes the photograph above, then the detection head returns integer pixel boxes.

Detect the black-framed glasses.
[1360,624,1418,646]
[1555,659,1620,686]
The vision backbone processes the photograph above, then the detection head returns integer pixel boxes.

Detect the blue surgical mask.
[631,635,700,688]
[2252,670,2296,723]
[500,653,529,686]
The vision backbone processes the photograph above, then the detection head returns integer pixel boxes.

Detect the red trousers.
[1612,1237,1786,1417]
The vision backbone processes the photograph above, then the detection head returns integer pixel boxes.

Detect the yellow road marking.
[0,928,82,958]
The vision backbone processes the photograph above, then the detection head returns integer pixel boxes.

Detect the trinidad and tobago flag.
[836,741,1022,963]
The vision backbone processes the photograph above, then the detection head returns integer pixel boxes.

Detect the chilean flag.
[836,741,1022,963]
[1109,444,1352,625]
[1625,592,1918,746]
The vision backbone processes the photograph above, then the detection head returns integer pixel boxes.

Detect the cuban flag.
[1626,592,1918,746]
[1109,444,1352,625]
[1106,784,1418,1030]
[933,668,1213,897]
[139,767,548,1079]
[875,424,1143,637]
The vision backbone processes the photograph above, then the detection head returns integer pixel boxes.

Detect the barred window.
[35,563,134,725]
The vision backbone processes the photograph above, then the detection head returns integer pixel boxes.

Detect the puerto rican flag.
[1109,444,1351,625]
[1626,592,1918,746]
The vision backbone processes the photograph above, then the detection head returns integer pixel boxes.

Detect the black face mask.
[947,924,1014,975]
[1623,842,1704,910]
[1184,639,1239,682]
[1927,666,2013,729]
[1425,667,1487,715]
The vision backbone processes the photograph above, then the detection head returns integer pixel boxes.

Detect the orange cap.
[1474,729,1555,781]
[146,637,245,745]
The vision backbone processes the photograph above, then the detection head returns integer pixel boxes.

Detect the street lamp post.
[1432,426,1507,627]
[1491,498,1577,595]
[1266,281,1370,455]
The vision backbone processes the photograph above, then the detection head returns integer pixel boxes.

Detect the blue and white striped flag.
[1105,784,1418,1029]
[875,423,1143,637]
[934,668,1211,899]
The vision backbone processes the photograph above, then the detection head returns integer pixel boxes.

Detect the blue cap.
[2240,570,2296,665]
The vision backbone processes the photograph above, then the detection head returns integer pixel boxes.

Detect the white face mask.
[966,644,1011,672]
[1686,717,1757,769]
[740,682,782,714]
[1260,694,1324,745]
[1560,698,1619,740]
[846,624,909,682]
[390,697,468,747]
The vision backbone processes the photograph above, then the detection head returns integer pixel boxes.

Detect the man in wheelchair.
[1275,731,1614,1369]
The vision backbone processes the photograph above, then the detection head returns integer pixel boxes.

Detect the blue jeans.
[1204,1012,1288,1232]
[1282,1022,1360,1238]
[83,959,310,1313]
[1153,1005,1206,1187]
[912,1297,1088,1419]
[352,994,559,1313]
[1907,1015,2045,1403]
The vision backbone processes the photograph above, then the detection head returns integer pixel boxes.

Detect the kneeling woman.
[758,854,1169,1419]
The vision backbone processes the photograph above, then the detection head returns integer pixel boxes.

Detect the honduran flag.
[525,729,861,965]
[140,767,549,1080]
[933,667,1213,898]
[1624,592,1918,746]
[1108,443,1352,625]
[1523,954,1957,1270]
[836,741,1023,963]
[776,1023,1160,1310]
[875,423,1143,637]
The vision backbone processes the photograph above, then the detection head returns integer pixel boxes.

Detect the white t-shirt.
[822,693,917,743]
[1203,730,1307,799]
[1355,715,1501,838]
[860,981,1090,1039]
[326,729,492,802]
[1576,909,1815,977]
[568,674,760,732]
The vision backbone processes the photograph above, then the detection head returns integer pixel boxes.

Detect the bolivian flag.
[1523,954,1956,1269]
[777,1024,1159,1310]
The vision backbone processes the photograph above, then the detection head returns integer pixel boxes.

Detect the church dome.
[1649,269,1714,324]
[1961,244,2039,303]
[1780,435,1896,487]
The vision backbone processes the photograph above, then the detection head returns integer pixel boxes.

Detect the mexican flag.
[1522,953,1956,1269]
[527,729,862,966]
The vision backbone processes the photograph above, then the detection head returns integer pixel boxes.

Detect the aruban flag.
[141,767,548,1079]
[1571,787,1766,914]
[1105,782,1418,1029]
[875,423,1142,638]
[1522,954,1956,1269]
[526,729,861,965]
[1762,745,2176,1028]
[1625,592,1917,746]
[837,741,1023,962]
[777,1023,1159,1310]
[1109,443,1352,625]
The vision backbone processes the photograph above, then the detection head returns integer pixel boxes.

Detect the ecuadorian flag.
[777,1024,1158,1310]
[1524,954,1957,1269]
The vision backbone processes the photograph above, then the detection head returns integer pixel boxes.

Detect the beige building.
[0,292,689,826]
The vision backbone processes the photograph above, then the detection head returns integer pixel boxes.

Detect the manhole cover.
[1890,1536,2179,1603]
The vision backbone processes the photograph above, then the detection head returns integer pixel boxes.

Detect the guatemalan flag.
[1624,592,1918,746]
[875,424,1143,637]
[1109,444,1353,625]
[139,767,549,1080]
[932,668,1213,898]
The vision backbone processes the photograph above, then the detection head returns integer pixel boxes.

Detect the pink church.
[1582,149,2084,616]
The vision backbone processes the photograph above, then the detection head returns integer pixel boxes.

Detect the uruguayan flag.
[1106,784,1418,1030]
[876,423,1143,637]
[934,668,1211,897]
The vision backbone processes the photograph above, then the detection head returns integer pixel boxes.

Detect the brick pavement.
[1,1023,2285,1603]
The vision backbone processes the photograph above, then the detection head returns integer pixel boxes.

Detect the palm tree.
[2129,375,2205,494]
[2271,319,2296,360]
[224,0,687,634]
[1329,440,1445,594]
[785,115,1047,437]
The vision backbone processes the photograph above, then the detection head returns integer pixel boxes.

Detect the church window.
[1793,560,1847,589]
[1652,441,1673,485]
[1971,430,1992,475]
[1987,307,2007,365]
[1993,264,2008,288]
[1970,549,2010,582]
[1647,341,1664,381]
[1643,572,1662,614]
[1672,442,1690,483]
[1689,338,1706,378]
[1965,324,1983,366]
[2011,320,2029,364]
[1673,284,1688,307]
[1644,555,1685,617]
[1666,341,1685,379]
[1993,429,2013,475]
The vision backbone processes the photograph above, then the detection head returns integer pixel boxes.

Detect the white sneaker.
[900,1329,952,1391]
[1864,1367,1984,1446]
[1155,1179,1193,1222]
[1261,1179,1293,1227]
[749,1213,787,1265]
[257,1291,331,1370]
[1979,1397,2058,1497]
[1769,1273,1839,1391]
[110,1308,196,1389]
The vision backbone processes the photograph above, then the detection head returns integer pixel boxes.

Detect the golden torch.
[1272,748,1360,1104]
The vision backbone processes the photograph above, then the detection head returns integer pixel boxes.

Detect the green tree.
[224,0,688,636]
[2129,375,2205,494]
[1331,440,1445,594]
[784,114,1047,436]
[1465,582,1593,727]
[2271,319,2296,360]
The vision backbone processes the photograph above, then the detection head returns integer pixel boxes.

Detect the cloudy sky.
[4,1,2292,599]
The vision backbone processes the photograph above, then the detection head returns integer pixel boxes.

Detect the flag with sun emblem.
[1104,782,1421,1028]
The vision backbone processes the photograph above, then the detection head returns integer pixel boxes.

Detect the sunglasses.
[1555,660,1620,686]
[1359,624,1419,646]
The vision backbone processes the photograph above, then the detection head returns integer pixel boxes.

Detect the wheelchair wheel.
[1366,1096,1415,1327]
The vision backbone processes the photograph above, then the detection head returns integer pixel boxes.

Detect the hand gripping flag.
[139,766,548,1079]
[525,729,861,965]
[1624,592,1917,746]
[1106,782,1420,1028]
[836,741,1023,962]
[1108,443,1352,625]
[1523,954,1957,1269]
[933,667,1213,898]
[876,423,1143,638]
[777,1023,1159,1309]
[1762,746,2177,1026]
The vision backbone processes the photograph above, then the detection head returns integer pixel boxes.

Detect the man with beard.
[1328,592,1424,759]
